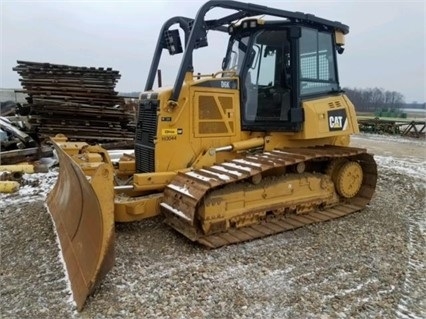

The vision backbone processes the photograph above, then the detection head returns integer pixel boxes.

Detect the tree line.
[343,87,405,113]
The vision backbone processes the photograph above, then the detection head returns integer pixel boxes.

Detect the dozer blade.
[46,142,115,311]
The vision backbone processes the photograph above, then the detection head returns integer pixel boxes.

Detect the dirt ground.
[1,133,425,318]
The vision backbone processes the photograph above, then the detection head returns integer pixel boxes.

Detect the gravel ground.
[1,133,425,319]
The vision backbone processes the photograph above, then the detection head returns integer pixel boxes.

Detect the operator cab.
[223,19,341,132]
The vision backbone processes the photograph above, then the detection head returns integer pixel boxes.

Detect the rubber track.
[161,145,377,248]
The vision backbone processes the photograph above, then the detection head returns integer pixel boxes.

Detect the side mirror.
[163,29,183,55]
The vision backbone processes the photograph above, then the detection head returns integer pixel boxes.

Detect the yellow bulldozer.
[47,0,377,310]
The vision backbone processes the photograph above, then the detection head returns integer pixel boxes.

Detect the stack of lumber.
[13,60,135,142]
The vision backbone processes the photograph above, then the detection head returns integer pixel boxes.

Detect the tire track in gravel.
[375,157,426,319]
[360,139,426,318]
[394,182,425,319]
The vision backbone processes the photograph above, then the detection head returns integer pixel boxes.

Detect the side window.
[257,49,275,86]
[225,37,249,72]
[300,28,338,96]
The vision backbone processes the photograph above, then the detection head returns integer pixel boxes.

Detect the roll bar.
[144,0,350,102]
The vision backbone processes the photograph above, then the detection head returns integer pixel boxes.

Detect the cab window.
[299,28,338,96]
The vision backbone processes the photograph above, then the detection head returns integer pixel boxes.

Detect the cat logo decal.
[328,109,347,131]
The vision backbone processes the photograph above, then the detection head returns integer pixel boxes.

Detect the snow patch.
[186,171,214,182]
[210,165,242,177]
[375,155,426,181]
[352,134,426,148]
[222,162,251,172]
[167,183,196,199]
[160,203,191,222]
[200,168,231,181]
[45,204,79,314]
[0,170,58,209]
[233,158,262,167]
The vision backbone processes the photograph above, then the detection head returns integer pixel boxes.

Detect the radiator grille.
[197,95,234,135]
[135,99,158,172]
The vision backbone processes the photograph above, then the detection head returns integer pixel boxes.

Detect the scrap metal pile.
[358,117,425,138]
[0,115,52,165]
[13,60,135,142]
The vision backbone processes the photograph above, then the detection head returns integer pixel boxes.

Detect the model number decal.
[194,79,238,89]
[221,81,231,88]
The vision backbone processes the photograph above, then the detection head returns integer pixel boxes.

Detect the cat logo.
[329,116,343,128]
[327,109,347,131]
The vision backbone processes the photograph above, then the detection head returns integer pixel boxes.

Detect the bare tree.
[343,87,405,112]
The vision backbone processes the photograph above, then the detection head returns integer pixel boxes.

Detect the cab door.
[241,29,301,132]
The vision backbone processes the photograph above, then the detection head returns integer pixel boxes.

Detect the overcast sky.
[1,0,425,102]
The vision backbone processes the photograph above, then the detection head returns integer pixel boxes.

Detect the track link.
[161,145,377,248]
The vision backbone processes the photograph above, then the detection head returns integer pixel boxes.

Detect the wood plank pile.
[13,60,135,142]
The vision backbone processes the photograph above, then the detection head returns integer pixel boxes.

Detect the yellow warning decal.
[162,128,178,136]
